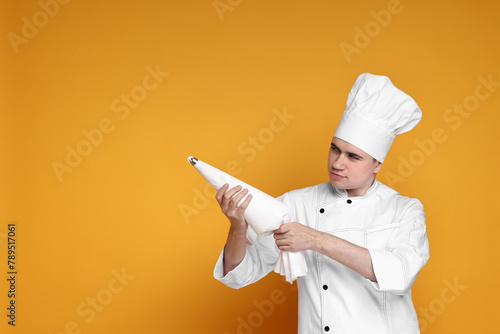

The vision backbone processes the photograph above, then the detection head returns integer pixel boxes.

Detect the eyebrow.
[331,142,364,160]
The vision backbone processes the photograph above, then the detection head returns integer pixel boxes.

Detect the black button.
[320,208,325,213]
[325,326,330,332]
[347,199,352,204]
[323,285,328,290]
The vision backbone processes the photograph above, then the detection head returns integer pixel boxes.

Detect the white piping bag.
[187,156,307,282]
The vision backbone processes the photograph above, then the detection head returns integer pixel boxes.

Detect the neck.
[346,178,377,197]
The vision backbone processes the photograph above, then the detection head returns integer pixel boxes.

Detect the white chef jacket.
[214,180,430,334]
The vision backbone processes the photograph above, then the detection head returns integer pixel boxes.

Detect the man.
[213,73,430,333]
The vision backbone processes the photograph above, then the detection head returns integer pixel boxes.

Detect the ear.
[373,161,383,174]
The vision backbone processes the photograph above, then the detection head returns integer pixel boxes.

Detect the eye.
[349,154,361,160]
[330,145,339,152]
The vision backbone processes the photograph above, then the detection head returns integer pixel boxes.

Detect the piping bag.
[187,156,307,283]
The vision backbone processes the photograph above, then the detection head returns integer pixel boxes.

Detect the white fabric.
[188,156,307,282]
[214,180,430,333]
[273,246,309,283]
[334,73,422,162]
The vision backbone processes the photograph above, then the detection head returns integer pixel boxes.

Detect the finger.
[273,231,289,241]
[215,184,229,204]
[278,245,292,252]
[228,188,249,210]
[223,185,243,202]
[237,193,252,211]
[275,239,289,249]
[274,224,288,234]
[220,185,243,212]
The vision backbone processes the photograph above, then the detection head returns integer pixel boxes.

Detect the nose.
[332,154,345,170]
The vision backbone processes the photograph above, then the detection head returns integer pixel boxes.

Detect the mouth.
[329,171,346,179]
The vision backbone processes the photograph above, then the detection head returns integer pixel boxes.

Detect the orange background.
[1,0,499,333]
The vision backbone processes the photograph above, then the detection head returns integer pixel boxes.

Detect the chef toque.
[334,73,422,162]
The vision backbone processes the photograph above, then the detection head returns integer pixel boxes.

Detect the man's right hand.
[216,184,253,275]
[215,184,252,233]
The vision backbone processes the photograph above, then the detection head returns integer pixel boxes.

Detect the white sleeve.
[213,193,290,289]
[213,227,280,289]
[368,199,430,295]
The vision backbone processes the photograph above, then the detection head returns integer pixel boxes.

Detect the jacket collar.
[328,180,380,199]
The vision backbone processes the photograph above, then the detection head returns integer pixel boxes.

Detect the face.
[327,137,382,197]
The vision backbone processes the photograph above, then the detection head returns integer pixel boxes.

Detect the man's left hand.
[273,222,321,252]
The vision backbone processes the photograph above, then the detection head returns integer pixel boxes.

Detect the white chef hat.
[334,73,422,162]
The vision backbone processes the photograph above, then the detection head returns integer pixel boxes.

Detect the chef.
[213,73,430,334]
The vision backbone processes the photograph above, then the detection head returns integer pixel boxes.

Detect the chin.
[329,179,346,190]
